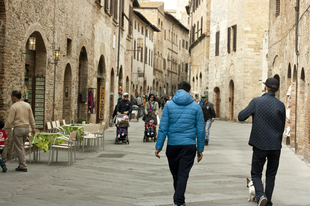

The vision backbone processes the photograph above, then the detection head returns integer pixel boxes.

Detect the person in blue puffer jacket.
[155,81,205,206]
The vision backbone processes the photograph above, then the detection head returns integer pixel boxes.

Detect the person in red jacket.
[0,120,8,172]
[146,119,156,136]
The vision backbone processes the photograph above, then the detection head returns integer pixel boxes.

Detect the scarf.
[149,100,154,111]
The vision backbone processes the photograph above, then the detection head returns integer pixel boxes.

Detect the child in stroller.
[143,115,157,142]
[146,119,156,136]
[115,114,130,144]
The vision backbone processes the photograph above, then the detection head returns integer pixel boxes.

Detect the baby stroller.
[115,114,129,144]
[131,105,139,122]
[143,114,157,142]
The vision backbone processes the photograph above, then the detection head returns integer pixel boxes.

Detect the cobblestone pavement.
[1,117,310,206]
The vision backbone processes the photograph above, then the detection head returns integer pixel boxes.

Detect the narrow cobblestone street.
[1,118,310,206]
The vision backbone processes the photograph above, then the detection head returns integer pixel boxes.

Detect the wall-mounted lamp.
[28,36,36,51]
[55,48,60,62]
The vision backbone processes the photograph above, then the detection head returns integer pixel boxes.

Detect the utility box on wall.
[79,93,87,103]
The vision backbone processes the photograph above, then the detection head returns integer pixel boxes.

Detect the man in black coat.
[238,78,286,206]
[200,94,216,145]
[116,93,132,115]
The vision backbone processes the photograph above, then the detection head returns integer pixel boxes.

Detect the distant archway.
[78,46,88,119]
[274,74,280,99]
[63,64,72,123]
[96,55,106,123]
[229,80,234,121]
[214,87,220,118]
[109,68,115,120]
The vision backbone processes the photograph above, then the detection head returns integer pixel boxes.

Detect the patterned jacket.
[238,92,286,150]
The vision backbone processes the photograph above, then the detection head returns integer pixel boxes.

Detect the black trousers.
[251,147,281,206]
[166,145,196,205]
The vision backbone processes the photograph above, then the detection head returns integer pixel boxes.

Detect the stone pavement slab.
[1,119,310,206]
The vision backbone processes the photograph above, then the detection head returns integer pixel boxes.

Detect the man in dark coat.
[238,78,286,206]
[200,94,216,145]
[116,92,132,115]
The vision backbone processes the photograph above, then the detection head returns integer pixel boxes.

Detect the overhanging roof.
[133,10,160,32]
[139,1,164,8]
[164,12,189,32]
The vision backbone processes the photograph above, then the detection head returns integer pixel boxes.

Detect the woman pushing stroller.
[144,94,159,124]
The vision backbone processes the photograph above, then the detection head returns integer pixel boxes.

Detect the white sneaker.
[151,132,154,135]
[147,133,150,136]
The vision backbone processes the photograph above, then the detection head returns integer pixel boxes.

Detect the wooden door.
[96,78,105,123]
[216,91,220,118]
[231,87,234,121]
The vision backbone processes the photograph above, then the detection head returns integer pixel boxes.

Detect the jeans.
[146,128,154,134]
[0,149,6,168]
[166,145,196,205]
[138,105,141,117]
[251,147,281,206]
[204,119,212,141]
[118,128,127,135]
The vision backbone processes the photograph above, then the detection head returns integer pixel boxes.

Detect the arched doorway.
[214,87,220,118]
[229,80,234,121]
[24,32,47,129]
[274,74,280,99]
[118,66,123,98]
[143,80,147,95]
[97,55,106,123]
[126,76,129,94]
[63,64,72,123]
[297,68,305,154]
[109,68,115,123]
[78,46,88,119]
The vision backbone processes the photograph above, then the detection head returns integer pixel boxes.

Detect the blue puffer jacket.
[155,89,205,152]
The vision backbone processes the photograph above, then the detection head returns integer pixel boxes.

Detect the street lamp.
[28,36,36,51]
[55,48,60,62]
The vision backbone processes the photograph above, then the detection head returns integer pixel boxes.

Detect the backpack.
[137,97,143,105]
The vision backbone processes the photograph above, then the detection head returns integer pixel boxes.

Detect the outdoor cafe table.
[60,125,84,136]
[32,133,67,152]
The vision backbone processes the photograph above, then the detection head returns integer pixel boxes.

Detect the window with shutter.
[215,31,220,56]
[227,27,231,53]
[113,0,117,20]
[137,45,139,61]
[141,47,143,63]
[201,17,203,35]
[134,40,136,59]
[105,0,108,11]
[193,24,196,42]
[120,0,124,28]
[110,0,113,14]
[276,0,280,17]
[179,40,181,51]
[128,5,133,35]
[145,47,147,64]
[233,25,237,51]
[197,21,199,39]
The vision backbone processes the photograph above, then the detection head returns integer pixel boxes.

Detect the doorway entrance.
[229,80,234,121]
[214,87,220,118]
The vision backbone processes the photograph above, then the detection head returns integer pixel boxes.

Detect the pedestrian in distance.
[238,78,286,206]
[4,90,36,172]
[0,120,8,172]
[144,94,159,125]
[200,94,216,145]
[136,94,143,118]
[155,81,205,206]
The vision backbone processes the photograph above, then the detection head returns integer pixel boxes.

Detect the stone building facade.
[131,10,159,96]
[0,0,138,155]
[268,0,310,163]
[135,1,189,97]
[207,0,269,120]
[188,0,211,101]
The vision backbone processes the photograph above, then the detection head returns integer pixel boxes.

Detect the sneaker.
[151,132,154,135]
[118,134,120,138]
[205,140,209,145]
[147,133,150,136]
[15,166,27,172]
[122,133,125,136]
[257,195,267,206]
[2,167,7,173]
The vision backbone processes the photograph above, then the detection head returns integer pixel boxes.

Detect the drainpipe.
[294,0,299,153]
[52,0,56,121]
[143,24,150,95]
[116,0,121,77]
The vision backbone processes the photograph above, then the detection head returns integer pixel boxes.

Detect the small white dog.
[246,178,256,202]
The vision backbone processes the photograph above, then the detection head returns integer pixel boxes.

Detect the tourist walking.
[238,78,286,206]
[200,94,216,145]
[4,90,35,172]
[155,81,205,206]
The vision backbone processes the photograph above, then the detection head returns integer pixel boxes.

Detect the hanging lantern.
[55,49,60,62]
[28,36,36,51]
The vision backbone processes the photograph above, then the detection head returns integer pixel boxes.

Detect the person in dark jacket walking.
[200,94,216,145]
[155,81,205,206]
[116,93,132,115]
[238,78,286,206]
